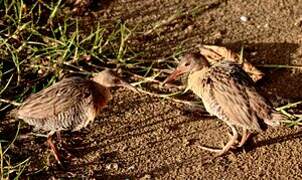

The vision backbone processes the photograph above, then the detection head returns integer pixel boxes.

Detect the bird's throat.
[187,69,208,96]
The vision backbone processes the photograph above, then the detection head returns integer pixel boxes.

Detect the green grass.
[0,0,137,99]
[0,122,30,180]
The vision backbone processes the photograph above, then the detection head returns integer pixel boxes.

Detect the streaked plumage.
[199,45,264,82]
[16,69,137,164]
[164,53,285,155]
[18,77,110,132]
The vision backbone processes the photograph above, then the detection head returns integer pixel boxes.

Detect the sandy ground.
[1,0,302,179]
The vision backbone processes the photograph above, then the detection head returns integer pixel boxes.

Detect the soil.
[2,0,302,179]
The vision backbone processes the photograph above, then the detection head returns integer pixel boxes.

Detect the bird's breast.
[187,69,209,98]
[93,84,112,114]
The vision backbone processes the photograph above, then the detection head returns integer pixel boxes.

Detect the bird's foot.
[58,144,77,160]
[197,145,228,157]
[47,138,63,166]
[237,132,251,148]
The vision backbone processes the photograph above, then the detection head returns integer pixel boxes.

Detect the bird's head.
[92,69,138,93]
[163,52,209,84]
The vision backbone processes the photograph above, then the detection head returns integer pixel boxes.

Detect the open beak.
[163,69,184,85]
[120,81,139,93]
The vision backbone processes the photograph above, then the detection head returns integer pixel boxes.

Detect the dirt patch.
[2,0,302,179]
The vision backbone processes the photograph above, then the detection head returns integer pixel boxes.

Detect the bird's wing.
[202,61,266,131]
[17,77,96,120]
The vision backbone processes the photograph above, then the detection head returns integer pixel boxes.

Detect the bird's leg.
[237,128,251,147]
[198,123,238,156]
[47,132,62,165]
[56,131,62,143]
[216,124,238,156]
[56,131,76,159]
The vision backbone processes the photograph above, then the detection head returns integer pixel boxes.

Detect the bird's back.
[188,61,281,131]
[17,77,108,132]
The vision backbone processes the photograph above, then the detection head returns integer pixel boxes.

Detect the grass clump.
[0,123,30,180]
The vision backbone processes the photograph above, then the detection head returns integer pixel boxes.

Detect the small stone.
[182,138,190,147]
[250,52,257,56]
[240,16,248,22]
[81,54,91,61]
[227,153,237,162]
[213,31,222,39]
[105,163,119,171]
[185,25,194,33]
[140,174,152,180]
[295,17,302,27]
[127,165,135,170]
[112,163,119,170]
[121,145,129,152]
[38,69,44,74]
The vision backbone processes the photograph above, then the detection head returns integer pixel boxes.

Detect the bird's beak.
[163,69,184,85]
[120,81,139,93]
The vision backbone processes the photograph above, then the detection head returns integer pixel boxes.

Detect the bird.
[15,69,138,164]
[163,52,285,155]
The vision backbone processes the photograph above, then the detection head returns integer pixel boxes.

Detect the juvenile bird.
[16,69,138,164]
[164,53,285,155]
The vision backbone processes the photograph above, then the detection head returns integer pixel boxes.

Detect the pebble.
[185,25,194,33]
[251,52,258,56]
[140,174,152,180]
[127,165,135,170]
[240,16,248,22]
[295,17,302,27]
[105,163,119,171]
[182,138,190,147]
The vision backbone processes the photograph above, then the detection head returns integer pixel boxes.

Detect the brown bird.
[16,69,138,164]
[164,53,285,155]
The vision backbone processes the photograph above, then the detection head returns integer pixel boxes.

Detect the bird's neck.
[102,87,112,102]
[186,68,208,95]
[93,82,112,102]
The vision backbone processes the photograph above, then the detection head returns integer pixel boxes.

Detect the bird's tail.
[264,111,287,127]
[1,98,20,123]
[4,108,18,124]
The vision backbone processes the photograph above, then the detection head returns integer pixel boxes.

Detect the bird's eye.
[184,62,190,66]
[114,78,121,84]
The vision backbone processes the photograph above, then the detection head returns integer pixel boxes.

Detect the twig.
[276,101,302,111]
[3,122,21,154]
[126,70,185,89]
[136,87,205,111]
[0,98,21,106]
[282,120,302,126]
[256,64,302,69]
[279,109,296,119]
[293,114,302,117]
[0,74,14,95]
